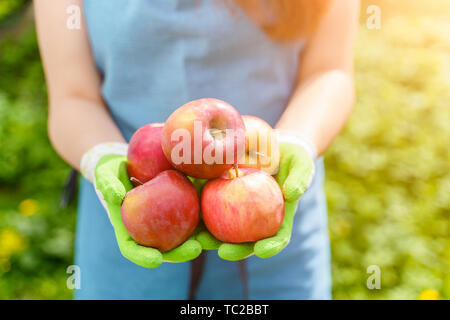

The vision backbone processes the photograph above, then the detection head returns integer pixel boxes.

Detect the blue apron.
[75,0,331,299]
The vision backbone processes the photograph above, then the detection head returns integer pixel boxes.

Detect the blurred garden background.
[0,0,449,299]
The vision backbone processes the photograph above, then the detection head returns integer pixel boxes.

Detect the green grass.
[326,5,450,299]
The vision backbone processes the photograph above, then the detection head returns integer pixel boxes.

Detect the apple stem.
[130,177,144,186]
[255,151,267,158]
[209,128,226,139]
[210,129,225,134]
[233,164,239,178]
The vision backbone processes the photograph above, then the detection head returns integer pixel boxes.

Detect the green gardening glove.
[195,142,315,260]
[87,150,202,268]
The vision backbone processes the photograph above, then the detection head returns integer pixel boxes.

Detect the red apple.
[127,123,173,185]
[240,115,280,175]
[121,170,200,252]
[201,167,284,243]
[161,98,246,179]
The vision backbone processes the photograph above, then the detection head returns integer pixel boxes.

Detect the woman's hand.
[195,142,315,260]
[89,139,315,264]
[84,145,202,268]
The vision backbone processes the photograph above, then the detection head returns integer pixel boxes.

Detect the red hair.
[231,0,331,41]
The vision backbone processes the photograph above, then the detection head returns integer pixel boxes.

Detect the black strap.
[188,251,249,300]
[60,169,79,209]
[238,260,249,300]
[188,251,207,299]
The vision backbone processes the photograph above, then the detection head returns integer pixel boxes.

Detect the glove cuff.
[277,131,317,160]
[80,142,128,183]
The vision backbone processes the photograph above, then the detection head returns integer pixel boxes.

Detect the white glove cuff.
[277,131,317,189]
[80,142,128,183]
[277,130,318,160]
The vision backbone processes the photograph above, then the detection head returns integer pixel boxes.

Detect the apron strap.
[238,260,249,300]
[60,169,79,209]
[188,252,249,300]
[188,251,207,299]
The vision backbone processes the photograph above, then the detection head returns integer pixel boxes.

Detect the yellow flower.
[18,199,38,216]
[418,289,440,300]
[0,228,27,258]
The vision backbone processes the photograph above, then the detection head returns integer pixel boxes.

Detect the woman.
[34,0,358,299]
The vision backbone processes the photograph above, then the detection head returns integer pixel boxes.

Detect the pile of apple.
[121,98,284,252]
